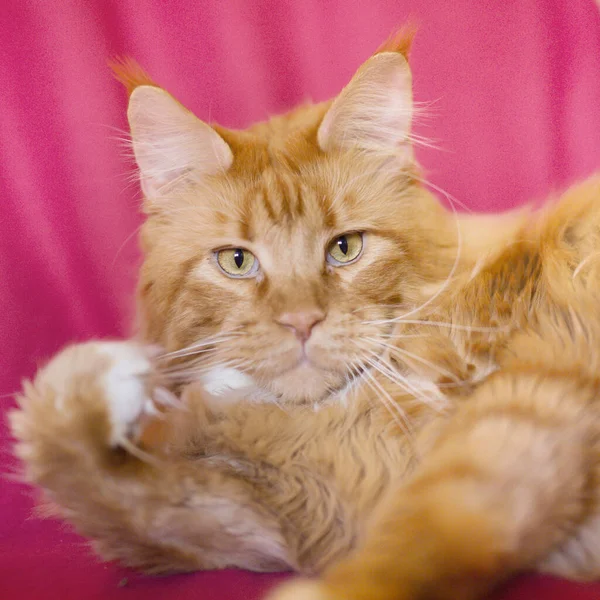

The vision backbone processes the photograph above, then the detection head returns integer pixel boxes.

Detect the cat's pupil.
[337,236,348,255]
[234,249,244,268]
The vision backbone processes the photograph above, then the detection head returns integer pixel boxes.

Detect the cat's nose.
[276,310,326,342]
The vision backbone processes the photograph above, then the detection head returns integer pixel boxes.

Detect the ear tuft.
[376,22,418,60]
[109,57,158,97]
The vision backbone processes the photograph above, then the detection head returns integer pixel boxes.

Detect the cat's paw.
[12,340,177,450]
[266,580,335,600]
[90,341,175,446]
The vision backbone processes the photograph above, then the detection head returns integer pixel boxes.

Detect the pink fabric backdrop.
[2,1,600,599]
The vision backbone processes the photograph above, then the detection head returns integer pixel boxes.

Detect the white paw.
[91,342,177,446]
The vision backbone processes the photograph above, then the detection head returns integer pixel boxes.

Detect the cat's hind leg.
[268,367,600,600]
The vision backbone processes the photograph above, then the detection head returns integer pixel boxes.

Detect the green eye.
[216,248,258,277]
[327,233,364,266]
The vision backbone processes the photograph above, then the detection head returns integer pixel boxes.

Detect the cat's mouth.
[266,333,374,381]
[275,353,319,377]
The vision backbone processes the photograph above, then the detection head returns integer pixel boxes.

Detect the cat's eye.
[326,232,364,266]
[216,248,258,278]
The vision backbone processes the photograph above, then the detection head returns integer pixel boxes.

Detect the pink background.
[2,1,600,599]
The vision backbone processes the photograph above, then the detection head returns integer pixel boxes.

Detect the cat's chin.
[267,363,344,405]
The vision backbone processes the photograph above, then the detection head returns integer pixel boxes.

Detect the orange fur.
[376,23,418,58]
[10,27,600,600]
[109,57,157,96]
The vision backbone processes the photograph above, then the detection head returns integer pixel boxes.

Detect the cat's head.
[118,32,456,404]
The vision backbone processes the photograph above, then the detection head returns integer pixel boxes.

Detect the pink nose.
[276,310,325,342]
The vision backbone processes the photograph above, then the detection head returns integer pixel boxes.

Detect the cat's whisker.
[345,360,376,408]
[359,365,419,454]
[352,340,446,412]
[363,336,461,384]
[365,318,507,334]
[155,331,244,362]
[388,192,463,324]
[111,222,146,269]
[213,360,255,378]
[156,342,230,364]
[366,354,445,411]
[412,173,472,214]
[156,355,245,377]
[379,333,429,339]
[155,355,226,374]
[154,353,235,375]
[337,359,369,403]
[156,359,251,383]
[361,196,463,331]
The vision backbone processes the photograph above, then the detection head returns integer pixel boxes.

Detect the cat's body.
[10,32,600,600]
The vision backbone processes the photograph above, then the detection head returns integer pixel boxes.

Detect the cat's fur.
[10,30,600,600]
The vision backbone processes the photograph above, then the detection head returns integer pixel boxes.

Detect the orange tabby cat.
[10,30,600,600]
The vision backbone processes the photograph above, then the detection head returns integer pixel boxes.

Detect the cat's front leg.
[268,367,599,600]
[10,340,292,573]
[10,340,168,483]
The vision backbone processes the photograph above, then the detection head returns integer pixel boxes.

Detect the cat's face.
[126,48,452,403]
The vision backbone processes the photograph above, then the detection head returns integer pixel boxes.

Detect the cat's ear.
[127,85,233,198]
[317,51,413,159]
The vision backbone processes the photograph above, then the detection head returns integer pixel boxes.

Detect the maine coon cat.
[10,29,600,600]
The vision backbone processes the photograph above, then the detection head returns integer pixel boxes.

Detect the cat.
[10,28,600,600]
